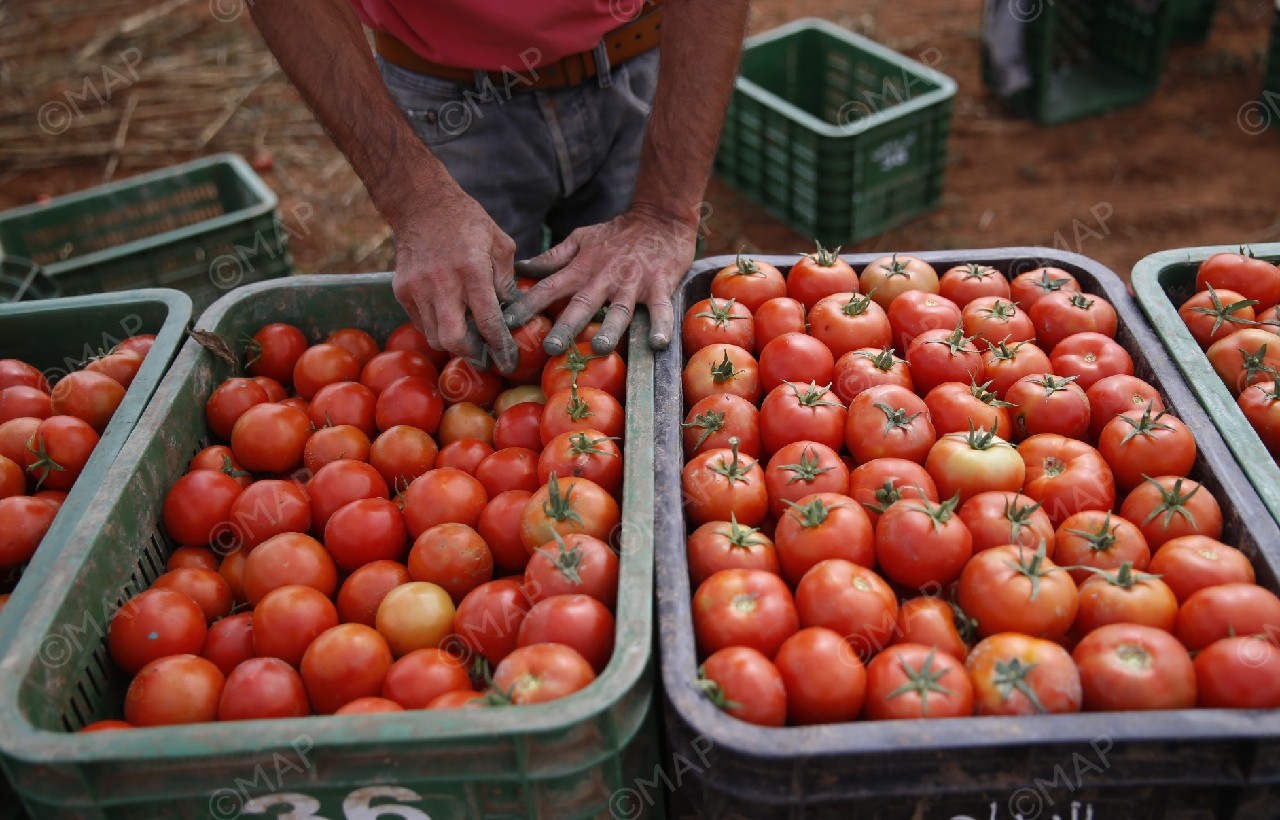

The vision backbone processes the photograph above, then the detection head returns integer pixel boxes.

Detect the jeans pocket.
[377,58,471,146]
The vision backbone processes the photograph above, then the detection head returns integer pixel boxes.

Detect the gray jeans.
[378,50,660,259]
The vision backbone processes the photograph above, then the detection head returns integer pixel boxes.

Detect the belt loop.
[594,40,613,89]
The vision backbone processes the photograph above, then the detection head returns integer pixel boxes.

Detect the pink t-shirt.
[353,0,628,71]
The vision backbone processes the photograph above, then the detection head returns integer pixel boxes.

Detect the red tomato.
[757,332,835,395]
[0,417,42,466]
[304,425,372,474]
[230,402,312,474]
[0,359,48,392]
[753,297,807,354]
[681,393,761,460]
[539,385,624,445]
[958,491,1055,553]
[846,458,938,528]
[1049,332,1134,392]
[681,440,768,527]
[1029,291,1118,351]
[1175,583,1280,651]
[339,696,407,714]
[1148,535,1254,603]
[360,350,440,396]
[243,532,338,603]
[168,546,219,572]
[201,611,254,677]
[493,401,545,451]
[386,323,446,366]
[253,376,288,402]
[966,633,1081,715]
[1206,328,1280,396]
[1084,374,1165,441]
[205,378,269,441]
[1074,562,1178,634]
[1072,624,1194,711]
[794,559,897,660]
[325,497,408,572]
[219,657,311,721]
[162,469,243,549]
[904,325,984,395]
[892,598,973,662]
[108,588,207,675]
[401,466,488,538]
[981,339,1053,400]
[809,292,891,358]
[293,343,361,401]
[407,522,494,604]
[1097,405,1196,493]
[452,578,532,666]
[682,296,755,352]
[307,459,389,535]
[124,655,224,726]
[961,296,1034,348]
[1018,434,1115,527]
[478,490,535,575]
[924,426,1024,504]
[1006,373,1091,441]
[377,581,456,657]
[540,342,627,402]
[326,327,379,368]
[518,593,615,673]
[189,444,253,488]
[505,314,553,385]
[1239,380,1280,457]
[958,543,1077,640]
[939,263,1010,305]
[888,291,963,353]
[832,347,913,405]
[693,568,798,658]
[1196,251,1280,312]
[368,425,438,489]
[763,441,849,519]
[697,646,786,727]
[474,447,540,497]
[0,386,53,424]
[227,478,311,552]
[537,430,622,497]
[682,343,761,408]
[710,255,787,313]
[686,518,780,587]
[865,644,973,720]
[774,492,875,586]
[875,495,973,590]
[246,323,308,386]
[438,357,503,408]
[1195,636,1280,708]
[844,384,936,465]
[1178,286,1259,349]
[49,371,125,433]
[218,548,248,604]
[859,254,939,311]
[425,690,487,710]
[436,437,495,476]
[758,381,846,455]
[523,531,618,609]
[1054,510,1151,585]
[374,376,443,434]
[490,643,596,704]
[923,381,1013,438]
[336,560,410,627]
[301,623,394,714]
[152,567,233,624]
[23,415,98,491]
[380,648,473,709]
[86,350,144,389]
[518,474,619,551]
[1009,267,1080,312]
[775,627,867,724]
[0,496,57,568]
[787,244,859,308]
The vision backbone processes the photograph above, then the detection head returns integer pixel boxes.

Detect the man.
[249,0,750,372]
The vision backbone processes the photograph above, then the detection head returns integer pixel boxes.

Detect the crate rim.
[0,153,279,278]
[1130,242,1280,530]
[0,271,656,767]
[735,17,958,139]
[657,247,1280,766]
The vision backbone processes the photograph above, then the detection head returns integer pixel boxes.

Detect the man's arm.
[248,0,521,371]
[505,0,752,354]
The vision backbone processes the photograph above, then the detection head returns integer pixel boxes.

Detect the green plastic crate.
[1171,0,1219,43]
[982,0,1175,124]
[0,274,661,820]
[1131,243,1280,531]
[0,154,291,317]
[714,18,956,247]
[0,258,58,303]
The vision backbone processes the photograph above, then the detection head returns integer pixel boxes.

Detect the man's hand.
[390,191,522,373]
[502,205,697,356]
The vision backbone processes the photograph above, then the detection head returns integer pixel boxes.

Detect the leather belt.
[374,1,663,91]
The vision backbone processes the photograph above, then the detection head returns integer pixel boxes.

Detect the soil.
[1,0,1277,283]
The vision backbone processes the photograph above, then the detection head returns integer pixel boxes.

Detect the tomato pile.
[87,310,628,730]
[1173,250,1280,457]
[0,336,156,601]
[681,251,1280,727]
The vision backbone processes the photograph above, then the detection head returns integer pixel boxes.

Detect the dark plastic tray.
[655,249,1280,820]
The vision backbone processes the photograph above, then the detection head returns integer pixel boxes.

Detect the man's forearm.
[630,0,750,228]
[248,0,453,228]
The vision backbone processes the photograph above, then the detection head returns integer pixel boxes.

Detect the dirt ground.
[1,0,1277,283]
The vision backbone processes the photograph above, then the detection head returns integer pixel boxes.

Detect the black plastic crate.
[653,249,1280,820]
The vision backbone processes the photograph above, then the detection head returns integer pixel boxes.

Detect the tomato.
[537,431,622,497]
[795,559,897,659]
[980,339,1053,401]
[48,371,124,433]
[966,633,1081,715]
[864,644,972,720]
[201,612,255,677]
[759,381,846,455]
[860,254,939,311]
[773,627,866,724]
[246,323,308,386]
[939,263,1010,305]
[1195,636,1280,708]
[23,415,98,491]
[1075,562,1178,634]
[540,342,627,402]
[518,593,615,673]
[437,402,495,446]
[293,343,362,401]
[360,349,440,396]
[906,325,984,395]
[1196,251,1280,312]
[757,332,835,395]
[682,439,768,527]
[809,292,891,358]
[494,385,547,416]
[763,441,849,519]
[0,359,48,392]
[230,402,312,474]
[687,518,779,587]
[1179,286,1260,349]
[301,623,394,714]
[490,643,596,704]
[844,384,936,465]
[1030,291,1118,352]
[523,531,618,609]
[1050,332,1134,392]
[1207,328,1280,395]
[168,546,219,572]
[219,657,311,720]
[115,334,156,359]
[451,578,531,665]
[381,648,473,709]
[785,244,856,306]
[693,568,798,658]
[433,359,500,412]
[774,492,875,585]
[958,491,1054,553]
[386,323,448,367]
[847,458,938,527]
[1006,373,1090,441]
[1239,380,1280,457]
[302,424,372,475]
[0,386,51,424]
[227,479,311,553]
[86,349,144,389]
[153,567,233,624]
[426,690,486,710]
[519,474,619,550]
[1149,535,1254,603]
[306,458,389,536]
[325,497,408,572]
[959,543,1077,640]
[753,296,807,354]
[162,469,243,549]
[478,490,536,575]
[337,559,410,626]
[832,347,913,405]
[0,496,56,567]
[1009,267,1081,311]
[697,646,786,727]
[681,393,761,460]
[218,547,248,604]
[961,296,1035,348]
[1127,474,1223,552]
[1085,374,1165,441]
[892,598,974,662]
[205,378,270,442]
[889,291,963,353]
[243,532,338,604]
[1097,405,1196,492]
[0,417,42,466]
[682,296,755,352]
[78,720,133,733]
[710,255,787,313]
[539,385,624,445]
[188,444,253,489]
[108,588,207,675]
[1054,510,1151,585]
[927,426,1024,504]
[1018,435,1115,527]
[1072,623,1194,711]
[253,583,343,667]
[875,495,972,590]
[401,466,487,538]
[321,327,377,368]
[470,447,537,498]
[377,580,457,657]
[505,314,553,385]
[492,401,545,451]
[361,426,435,494]
[407,522,493,604]
[1176,583,1280,651]
[371,375,442,435]
[926,383,1010,441]
[124,654,224,727]
[436,438,494,476]
[338,696,407,714]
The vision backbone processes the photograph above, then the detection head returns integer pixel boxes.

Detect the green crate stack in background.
[0,274,661,820]
[0,154,291,317]
[714,18,956,247]
[982,0,1176,124]
[1170,0,1220,43]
